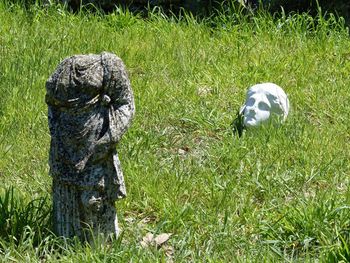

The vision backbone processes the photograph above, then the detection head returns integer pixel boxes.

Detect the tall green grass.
[1,2,350,261]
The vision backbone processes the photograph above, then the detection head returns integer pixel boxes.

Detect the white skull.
[241,83,289,128]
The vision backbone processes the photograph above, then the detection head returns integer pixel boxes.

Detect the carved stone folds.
[46,52,135,241]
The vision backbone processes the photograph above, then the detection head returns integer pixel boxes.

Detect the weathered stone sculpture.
[240,83,289,128]
[46,52,135,241]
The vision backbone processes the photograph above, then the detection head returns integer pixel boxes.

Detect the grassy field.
[1,2,350,261]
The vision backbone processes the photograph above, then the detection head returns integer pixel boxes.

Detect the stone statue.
[46,52,135,241]
[240,83,289,128]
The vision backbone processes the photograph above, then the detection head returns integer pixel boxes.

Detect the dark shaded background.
[3,0,350,24]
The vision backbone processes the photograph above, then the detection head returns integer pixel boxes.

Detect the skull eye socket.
[246,98,255,107]
[258,101,270,111]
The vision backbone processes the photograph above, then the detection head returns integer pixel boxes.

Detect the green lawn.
[1,2,350,261]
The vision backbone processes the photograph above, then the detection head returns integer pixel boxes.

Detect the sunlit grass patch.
[0,1,350,261]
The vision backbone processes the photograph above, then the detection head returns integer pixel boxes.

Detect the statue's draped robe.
[46,52,134,239]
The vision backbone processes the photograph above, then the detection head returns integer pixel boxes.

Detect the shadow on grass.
[0,186,125,260]
[0,186,52,247]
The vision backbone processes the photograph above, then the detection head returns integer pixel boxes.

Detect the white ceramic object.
[241,83,289,128]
